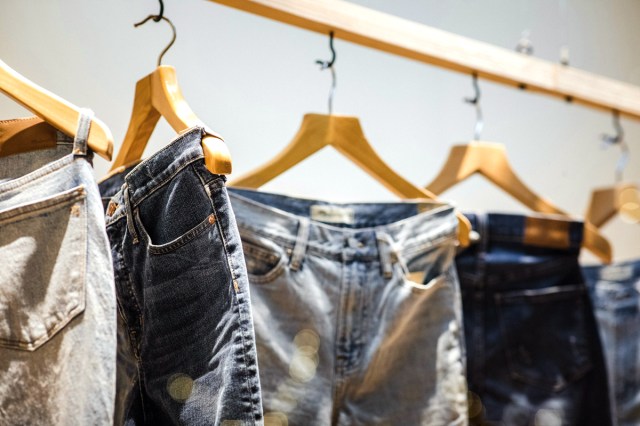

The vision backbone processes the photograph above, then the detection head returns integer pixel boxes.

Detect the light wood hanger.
[586,183,640,228]
[231,113,472,246]
[425,141,612,262]
[232,32,470,245]
[110,15,231,174]
[0,59,113,160]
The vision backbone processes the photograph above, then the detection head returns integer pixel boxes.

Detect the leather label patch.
[523,216,571,249]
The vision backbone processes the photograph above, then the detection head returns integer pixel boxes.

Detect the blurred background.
[1,0,638,262]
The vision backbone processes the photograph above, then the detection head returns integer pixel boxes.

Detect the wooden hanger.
[586,112,640,229]
[586,183,640,228]
[0,59,113,160]
[110,65,231,174]
[110,13,231,174]
[231,113,472,246]
[425,141,612,262]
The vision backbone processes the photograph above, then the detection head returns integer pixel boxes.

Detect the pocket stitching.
[0,186,85,226]
[496,286,594,391]
[0,190,87,351]
[135,209,217,255]
[246,254,287,284]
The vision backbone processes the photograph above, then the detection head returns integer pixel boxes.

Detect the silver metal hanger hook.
[134,10,176,67]
[315,31,337,115]
[464,73,484,140]
[601,111,629,182]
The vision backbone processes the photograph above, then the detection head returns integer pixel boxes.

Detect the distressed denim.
[229,188,468,426]
[583,259,640,426]
[0,113,117,425]
[104,127,263,425]
[457,213,611,426]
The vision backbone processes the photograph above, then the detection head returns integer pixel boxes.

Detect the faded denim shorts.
[583,259,640,426]
[228,188,468,426]
[104,127,263,425]
[457,213,611,426]
[0,112,117,425]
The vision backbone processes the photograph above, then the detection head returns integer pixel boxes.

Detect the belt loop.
[123,184,140,244]
[72,108,93,157]
[476,212,488,278]
[376,231,395,279]
[290,218,310,271]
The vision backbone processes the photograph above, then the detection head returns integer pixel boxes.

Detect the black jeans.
[457,213,612,426]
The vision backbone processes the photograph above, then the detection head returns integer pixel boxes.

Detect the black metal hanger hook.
[464,73,484,140]
[134,12,176,67]
[316,31,337,114]
[601,110,629,182]
[154,0,164,22]
[315,31,336,70]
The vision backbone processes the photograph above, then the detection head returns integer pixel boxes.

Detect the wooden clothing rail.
[208,0,640,121]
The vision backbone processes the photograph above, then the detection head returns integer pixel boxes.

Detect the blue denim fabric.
[583,259,640,426]
[0,113,117,425]
[456,213,611,426]
[98,161,141,212]
[229,188,468,426]
[104,127,263,425]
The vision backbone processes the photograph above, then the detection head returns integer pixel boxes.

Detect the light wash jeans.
[0,112,117,425]
[584,260,640,426]
[229,188,468,426]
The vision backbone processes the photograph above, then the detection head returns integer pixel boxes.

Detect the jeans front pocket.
[496,284,594,392]
[0,186,87,351]
[239,231,287,284]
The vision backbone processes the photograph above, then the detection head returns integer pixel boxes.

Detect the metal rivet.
[70,204,81,217]
[208,214,216,224]
[107,201,118,216]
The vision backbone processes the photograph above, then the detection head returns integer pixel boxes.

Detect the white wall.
[1,0,639,262]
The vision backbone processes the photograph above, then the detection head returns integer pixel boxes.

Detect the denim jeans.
[99,160,141,212]
[104,127,263,425]
[228,188,468,426]
[583,259,640,426]
[457,213,611,426]
[0,112,117,425]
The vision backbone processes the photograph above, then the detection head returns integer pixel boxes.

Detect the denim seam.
[246,256,288,284]
[486,233,582,250]
[138,212,216,255]
[237,224,456,263]
[0,196,87,350]
[114,231,144,360]
[128,155,201,208]
[0,185,85,225]
[207,182,261,422]
[128,155,223,209]
[0,153,74,194]
[124,126,202,178]
[485,259,580,284]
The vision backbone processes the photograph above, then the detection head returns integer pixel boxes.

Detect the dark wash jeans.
[456,213,611,426]
[583,260,640,426]
[103,127,263,425]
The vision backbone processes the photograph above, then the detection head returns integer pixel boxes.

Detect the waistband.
[123,127,223,209]
[228,187,458,264]
[583,259,640,285]
[0,115,93,206]
[465,212,584,253]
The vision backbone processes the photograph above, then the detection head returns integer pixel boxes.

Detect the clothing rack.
[208,0,640,121]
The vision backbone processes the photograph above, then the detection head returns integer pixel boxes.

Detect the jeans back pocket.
[0,186,87,351]
[496,284,594,392]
